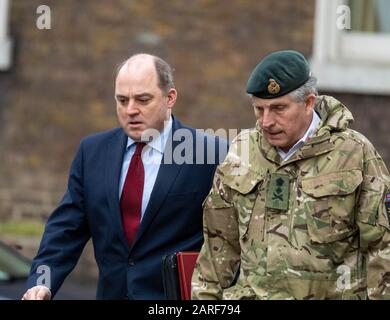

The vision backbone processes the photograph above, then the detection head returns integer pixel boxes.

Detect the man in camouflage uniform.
[192,50,390,300]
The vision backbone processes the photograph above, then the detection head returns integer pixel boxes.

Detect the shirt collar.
[300,110,321,144]
[125,116,173,154]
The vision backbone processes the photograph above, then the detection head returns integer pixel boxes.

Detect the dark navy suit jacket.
[27,117,227,299]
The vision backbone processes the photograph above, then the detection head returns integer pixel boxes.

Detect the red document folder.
[176,252,199,300]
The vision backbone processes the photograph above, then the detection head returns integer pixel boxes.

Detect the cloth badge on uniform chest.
[265,173,290,211]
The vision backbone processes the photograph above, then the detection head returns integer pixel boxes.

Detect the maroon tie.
[120,142,146,246]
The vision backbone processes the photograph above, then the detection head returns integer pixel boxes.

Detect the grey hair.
[114,54,175,95]
[288,74,318,102]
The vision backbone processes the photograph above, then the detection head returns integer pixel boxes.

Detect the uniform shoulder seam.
[338,129,371,147]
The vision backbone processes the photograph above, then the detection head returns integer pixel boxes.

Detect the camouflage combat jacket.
[192,95,390,300]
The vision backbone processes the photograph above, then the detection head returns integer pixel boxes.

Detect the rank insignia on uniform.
[266,173,289,211]
[268,78,281,95]
[385,193,390,222]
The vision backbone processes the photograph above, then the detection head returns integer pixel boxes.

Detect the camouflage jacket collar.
[314,95,354,135]
[257,95,354,165]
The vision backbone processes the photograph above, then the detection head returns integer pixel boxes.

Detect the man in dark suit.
[22,54,227,300]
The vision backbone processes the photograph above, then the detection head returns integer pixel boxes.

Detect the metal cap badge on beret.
[246,50,310,99]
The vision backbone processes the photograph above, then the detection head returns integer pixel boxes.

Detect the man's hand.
[22,285,51,300]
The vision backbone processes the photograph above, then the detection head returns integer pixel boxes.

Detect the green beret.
[246,50,310,99]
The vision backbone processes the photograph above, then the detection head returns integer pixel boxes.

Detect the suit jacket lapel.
[132,117,183,245]
[105,129,130,250]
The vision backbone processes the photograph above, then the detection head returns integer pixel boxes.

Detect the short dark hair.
[153,56,175,95]
[114,54,175,95]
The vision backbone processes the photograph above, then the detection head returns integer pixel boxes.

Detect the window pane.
[349,0,390,33]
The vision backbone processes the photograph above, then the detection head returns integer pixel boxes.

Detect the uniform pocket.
[222,167,263,195]
[202,190,235,254]
[221,168,264,241]
[357,175,386,226]
[301,170,362,243]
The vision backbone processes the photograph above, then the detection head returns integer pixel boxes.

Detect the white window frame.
[0,0,12,71]
[311,0,390,95]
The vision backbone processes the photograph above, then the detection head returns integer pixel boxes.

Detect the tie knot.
[134,142,146,156]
